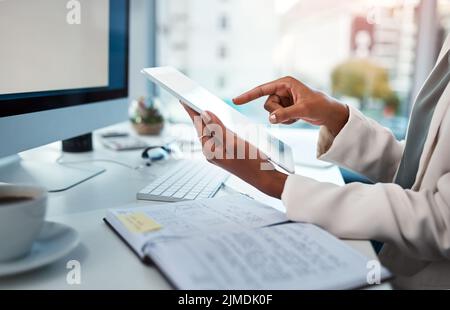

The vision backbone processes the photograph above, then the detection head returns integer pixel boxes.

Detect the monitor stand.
[62,133,94,153]
[0,154,105,193]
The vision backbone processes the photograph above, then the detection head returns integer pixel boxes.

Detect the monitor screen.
[0,0,129,117]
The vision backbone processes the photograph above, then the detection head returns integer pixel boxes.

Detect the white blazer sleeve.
[317,105,404,183]
[281,173,450,261]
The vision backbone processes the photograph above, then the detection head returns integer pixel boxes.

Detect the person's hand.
[181,103,288,199]
[233,76,349,137]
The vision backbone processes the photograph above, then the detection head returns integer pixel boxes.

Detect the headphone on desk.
[141,145,173,166]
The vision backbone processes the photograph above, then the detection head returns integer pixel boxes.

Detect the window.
[218,45,227,59]
[219,14,229,30]
[439,1,450,39]
[217,75,227,89]
[157,0,446,138]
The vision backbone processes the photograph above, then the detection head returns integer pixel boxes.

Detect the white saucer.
[0,221,80,277]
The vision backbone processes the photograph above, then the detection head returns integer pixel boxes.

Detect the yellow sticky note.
[117,212,162,233]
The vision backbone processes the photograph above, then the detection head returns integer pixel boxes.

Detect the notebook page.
[145,223,391,290]
[105,211,149,258]
[106,194,288,250]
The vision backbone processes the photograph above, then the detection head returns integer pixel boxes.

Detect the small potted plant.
[129,97,164,136]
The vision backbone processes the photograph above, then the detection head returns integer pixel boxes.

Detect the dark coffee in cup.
[0,184,47,261]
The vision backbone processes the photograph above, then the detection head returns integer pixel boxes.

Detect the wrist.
[325,99,349,137]
[257,169,288,199]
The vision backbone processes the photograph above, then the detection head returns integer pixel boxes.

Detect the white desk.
[0,123,390,289]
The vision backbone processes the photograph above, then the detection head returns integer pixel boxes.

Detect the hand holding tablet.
[141,67,295,174]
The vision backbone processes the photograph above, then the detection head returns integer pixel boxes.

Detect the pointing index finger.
[233,80,286,105]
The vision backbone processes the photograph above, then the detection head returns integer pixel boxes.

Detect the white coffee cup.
[0,184,47,262]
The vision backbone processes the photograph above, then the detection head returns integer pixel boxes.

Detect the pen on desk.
[101,132,130,138]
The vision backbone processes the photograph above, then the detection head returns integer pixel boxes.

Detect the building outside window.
[219,14,229,30]
[157,0,446,139]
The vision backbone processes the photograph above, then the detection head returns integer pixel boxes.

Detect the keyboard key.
[172,191,186,199]
[137,160,229,202]
[184,192,199,200]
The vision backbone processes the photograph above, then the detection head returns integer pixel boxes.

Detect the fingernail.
[269,114,277,123]
[201,111,211,123]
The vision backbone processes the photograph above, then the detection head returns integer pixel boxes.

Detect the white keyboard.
[137,160,229,202]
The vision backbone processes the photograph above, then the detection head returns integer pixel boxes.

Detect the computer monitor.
[0,0,130,191]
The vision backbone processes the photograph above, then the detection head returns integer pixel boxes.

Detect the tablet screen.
[142,67,295,173]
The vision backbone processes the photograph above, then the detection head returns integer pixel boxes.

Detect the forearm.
[257,169,288,199]
[225,159,288,199]
[282,173,450,262]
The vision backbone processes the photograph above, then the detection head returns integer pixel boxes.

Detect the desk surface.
[0,123,390,289]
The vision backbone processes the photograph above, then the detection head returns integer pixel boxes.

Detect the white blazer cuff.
[317,105,367,163]
[281,174,313,220]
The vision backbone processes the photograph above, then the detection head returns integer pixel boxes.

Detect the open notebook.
[104,195,391,290]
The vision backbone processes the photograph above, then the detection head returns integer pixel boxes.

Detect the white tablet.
[142,67,295,173]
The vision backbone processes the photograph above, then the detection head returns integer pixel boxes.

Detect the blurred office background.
[152,0,450,141]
